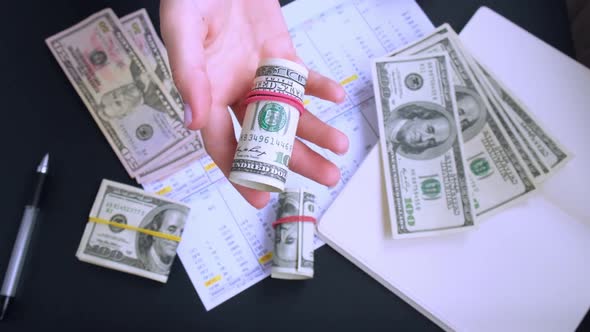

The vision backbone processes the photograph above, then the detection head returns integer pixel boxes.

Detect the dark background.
[0,0,587,331]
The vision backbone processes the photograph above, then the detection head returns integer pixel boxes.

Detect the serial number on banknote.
[239,134,294,151]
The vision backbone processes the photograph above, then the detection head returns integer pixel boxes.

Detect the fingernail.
[184,103,193,128]
[336,133,350,155]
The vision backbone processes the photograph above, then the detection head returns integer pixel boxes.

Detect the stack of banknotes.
[76,179,191,283]
[45,8,206,184]
[371,24,570,239]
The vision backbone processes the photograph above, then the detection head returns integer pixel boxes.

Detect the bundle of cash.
[76,179,190,283]
[229,58,308,192]
[45,8,206,184]
[372,24,570,239]
[271,188,317,280]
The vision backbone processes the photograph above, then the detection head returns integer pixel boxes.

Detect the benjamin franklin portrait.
[455,86,487,142]
[136,204,189,275]
[272,193,300,268]
[384,101,458,160]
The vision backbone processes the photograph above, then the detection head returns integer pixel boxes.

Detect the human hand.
[160,0,349,208]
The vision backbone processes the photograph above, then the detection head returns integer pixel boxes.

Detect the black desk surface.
[0,0,587,331]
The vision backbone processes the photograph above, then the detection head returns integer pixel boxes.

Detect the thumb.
[160,0,211,130]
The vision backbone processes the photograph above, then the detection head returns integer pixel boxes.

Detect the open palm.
[160,0,349,208]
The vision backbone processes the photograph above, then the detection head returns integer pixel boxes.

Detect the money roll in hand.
[271,188,316,280]
[229,58,308,192]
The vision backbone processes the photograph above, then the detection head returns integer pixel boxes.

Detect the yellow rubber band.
[258,252,273,264]
[88,217,181,242]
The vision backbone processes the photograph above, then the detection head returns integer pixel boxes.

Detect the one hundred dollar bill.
[473,59,570,174]
[372,53,476,238]
[465,58,548,184]
[121,9,207,183]
[388,24,536,217]
[251,58,308,102]
[45,8,193,178]
[76,179,190,283]
[229,59,308,192]
[229,99,300,191]
[271,188,316,279]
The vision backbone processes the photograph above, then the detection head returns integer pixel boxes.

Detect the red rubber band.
[249,84,305,102]
[245,89,303,103]
[271,215,317,228]
[244,91,306,116]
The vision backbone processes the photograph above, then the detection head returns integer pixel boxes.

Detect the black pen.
[0,153,49,320]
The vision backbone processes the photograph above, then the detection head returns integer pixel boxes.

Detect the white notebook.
[317,6,590,332]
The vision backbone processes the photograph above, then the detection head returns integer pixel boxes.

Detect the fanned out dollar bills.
[76,179,190,283]
[372,24,570,238]
[45,8,206,184]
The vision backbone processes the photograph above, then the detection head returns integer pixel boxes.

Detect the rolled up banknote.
[76,179,190,283]
[271,188,316,280]
[229,58,308,192]
[372,53,476,238]
[251,58,308,102]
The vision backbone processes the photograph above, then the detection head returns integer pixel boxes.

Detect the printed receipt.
[143,0,434,311]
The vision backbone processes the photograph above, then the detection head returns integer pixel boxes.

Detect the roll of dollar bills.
[251,58,308,102]
[229,58,308,192]
[271,188,316,280]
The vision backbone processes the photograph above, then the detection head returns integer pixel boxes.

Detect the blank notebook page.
[318,7,590,332]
